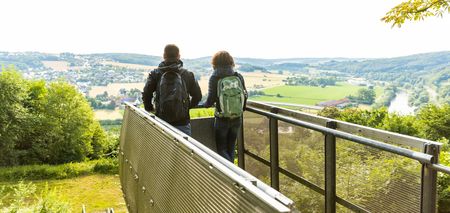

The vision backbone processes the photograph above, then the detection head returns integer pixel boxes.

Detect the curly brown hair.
[211,51,235,69]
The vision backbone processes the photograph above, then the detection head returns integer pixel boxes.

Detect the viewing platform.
[119,101,450,212]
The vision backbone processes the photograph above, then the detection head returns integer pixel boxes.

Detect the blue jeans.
[174,123,192,136]
[215,117,242,162]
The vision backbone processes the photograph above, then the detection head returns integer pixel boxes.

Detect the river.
[388,92,416,115]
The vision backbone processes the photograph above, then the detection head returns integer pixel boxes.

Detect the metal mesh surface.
[119,106,291,213]
[278,121,325,211]
[243,111,270,161]
[279,173,325,212]
[242,106,425,213]
[244,153,271,186]
[335,138,422,212]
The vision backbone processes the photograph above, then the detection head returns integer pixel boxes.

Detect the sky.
[0,0,449,59]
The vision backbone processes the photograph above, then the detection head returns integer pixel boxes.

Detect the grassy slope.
[0,174,126,212]
[250,83,383,106]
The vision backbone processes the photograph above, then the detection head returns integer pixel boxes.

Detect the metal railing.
[237,101,450,213]
[119,103,294,212]
[119,101,450,212]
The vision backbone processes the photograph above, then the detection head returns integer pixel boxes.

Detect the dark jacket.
[142,60,202,126]
[203,66,247,116]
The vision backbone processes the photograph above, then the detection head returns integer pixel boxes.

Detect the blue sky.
[1,0,449,58]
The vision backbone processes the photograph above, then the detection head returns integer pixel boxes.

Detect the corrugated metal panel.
[119,104,293,212]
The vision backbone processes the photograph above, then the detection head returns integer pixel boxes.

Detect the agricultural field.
[89,71,286,99]
[197,71,287,93]
[42,60,70,71]
[94,109,123,120]
[250,83,383,106]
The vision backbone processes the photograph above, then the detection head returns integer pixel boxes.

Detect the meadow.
[94,109,123,120]
[250,83,383,106]
[0,159,125,212]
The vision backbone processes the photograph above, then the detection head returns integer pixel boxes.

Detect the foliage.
[243,111,423,212]
[268,63,309,71]
[318,104,450,210]
[0,69,108,166]
[93,158,119,174]
[0,159,118,182]
[373,86,398,108]
[1,175,126,212]
[248,90,266,97]
[0,181,70,213]
[355,88,376,104]
[0,68,29,166]
[337,107,389,128]
[416,104,450,141]
[317,107,341,119]
[237,63,267,72]
[382,0,450,27]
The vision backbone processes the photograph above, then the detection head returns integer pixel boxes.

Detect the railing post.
[421,143,439,213]
[270,108,280,190]
[237,116,245,169]
[325,120,337,213]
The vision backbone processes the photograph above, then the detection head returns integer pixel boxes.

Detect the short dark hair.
[211,51,235,69]
[164,44,180,61]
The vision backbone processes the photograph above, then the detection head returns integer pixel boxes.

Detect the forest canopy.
[0,68,108,166]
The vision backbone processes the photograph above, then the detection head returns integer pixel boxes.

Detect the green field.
[0,174,125,212]
[250,83,383,106]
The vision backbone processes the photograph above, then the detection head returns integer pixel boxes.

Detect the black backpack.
[157,69,189,123]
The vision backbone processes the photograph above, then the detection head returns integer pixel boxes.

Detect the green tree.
[383,0,450,27]
[356,88,376,105]
[317,106,341,119]
[43,81,104,163]
[0,69,107,166]
[416,104,450,141]
[0,68,29,165]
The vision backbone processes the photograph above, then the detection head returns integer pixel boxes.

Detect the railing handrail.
[242,101,450,212]
[248,101,442,150]
[124,103,294,210]
[246,106,434,164]
[246,101,450,174]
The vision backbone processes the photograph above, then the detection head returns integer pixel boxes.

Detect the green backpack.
[217,75,245,118]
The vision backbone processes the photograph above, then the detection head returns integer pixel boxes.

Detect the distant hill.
[1,51,449,74]
[91,53,162,66]
[316,51,450,74]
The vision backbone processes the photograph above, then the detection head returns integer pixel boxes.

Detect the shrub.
[0,159,118,181]
[93,158,119,174]
[0,181,70,212]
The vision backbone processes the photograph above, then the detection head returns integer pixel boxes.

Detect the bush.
[93,158,119,174]
[0,70,108,166]
[0,159,118,181]
[0,181,70,212]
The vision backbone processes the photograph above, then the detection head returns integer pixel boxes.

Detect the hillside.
[1,51,448,107]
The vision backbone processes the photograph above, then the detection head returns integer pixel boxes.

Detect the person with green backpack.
[202,51,247,162]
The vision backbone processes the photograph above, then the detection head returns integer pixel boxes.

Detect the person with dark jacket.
[202,51,247,162]
[142,44,202,135]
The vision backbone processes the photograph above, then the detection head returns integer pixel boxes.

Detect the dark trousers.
[214,117,242,162]
[174,123,192,136]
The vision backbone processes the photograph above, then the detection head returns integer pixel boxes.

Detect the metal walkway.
[119,101,450,212]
